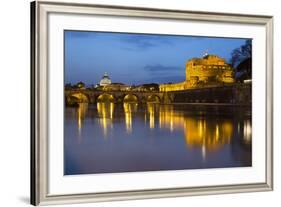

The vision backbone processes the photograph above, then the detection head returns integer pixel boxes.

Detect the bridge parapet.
[65,84,251,105]
[65,89,165,104]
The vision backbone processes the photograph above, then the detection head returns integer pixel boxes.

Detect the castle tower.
[185,54,234,84]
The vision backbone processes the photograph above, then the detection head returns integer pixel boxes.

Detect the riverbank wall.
[166,84,251,106]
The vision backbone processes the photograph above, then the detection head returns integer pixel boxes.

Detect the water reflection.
[77,103,88,141]
[74,103,251,150]
[97,102,114,137]
[123,103,138,133]
[65,102,252,174]
[243,120,252,144]
[184,119,233,152]
[157,104,235,152]
[159,105,181,132]
[147,103,159,129]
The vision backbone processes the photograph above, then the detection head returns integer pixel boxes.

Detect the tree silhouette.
[230,40,252,82]
[230,39,252,67]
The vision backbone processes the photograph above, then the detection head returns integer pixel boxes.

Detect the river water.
[64,103,252,175]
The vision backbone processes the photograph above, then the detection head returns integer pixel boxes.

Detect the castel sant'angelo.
[160,54,235,92]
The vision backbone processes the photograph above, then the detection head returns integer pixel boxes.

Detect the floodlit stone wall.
[160,54,235,92]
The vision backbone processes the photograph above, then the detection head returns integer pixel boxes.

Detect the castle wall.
[160,54,235,92]
[159,81,189,92]
[170,84,251,105]
[186,55,234,84]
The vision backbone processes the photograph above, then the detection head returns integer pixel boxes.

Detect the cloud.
[119,34,173,50]
[119,35,211,51]
[65,31,207,52]
[144,64,183,72]
[143,64,185,84]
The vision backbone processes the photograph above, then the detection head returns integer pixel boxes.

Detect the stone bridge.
[65,84,251,105]
[65,89,168,104]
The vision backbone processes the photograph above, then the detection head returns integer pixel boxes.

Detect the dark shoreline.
[160,102,251,107]
[66,102,251,107]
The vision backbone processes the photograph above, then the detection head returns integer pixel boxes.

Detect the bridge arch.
[66,92,90,105]
[123,94,139,103]
[146,94,161,103]
[97,93,115,103]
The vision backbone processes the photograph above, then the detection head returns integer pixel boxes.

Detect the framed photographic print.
[31,0,273,205]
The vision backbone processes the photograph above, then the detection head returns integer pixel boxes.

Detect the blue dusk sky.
[65,30,249,86]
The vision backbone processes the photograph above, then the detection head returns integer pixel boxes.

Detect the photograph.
[30,2,274,205]
[64,31,252,175]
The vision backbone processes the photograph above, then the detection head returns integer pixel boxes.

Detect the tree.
[235,58,252,82]
[230,39,252,67]
[230,40,252,82]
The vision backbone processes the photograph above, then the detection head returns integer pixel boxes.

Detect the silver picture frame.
[31,0,273,205]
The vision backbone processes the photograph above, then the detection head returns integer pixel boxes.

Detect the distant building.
[103,83,130,91]
[95,72,130,91]
[132,83,159,92]
[99,72,112,86]
[160,54,235,92]
[75,81,86,89]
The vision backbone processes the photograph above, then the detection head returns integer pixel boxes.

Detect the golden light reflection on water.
[147,103,160,129]
[77,103,88,141]
[123,103,138,133]
[243,120,252,144]
[159,105,184,132]
[184,119,233,152]
[158,104,235,152]
[97,102,114,137]
[76,103,251,150]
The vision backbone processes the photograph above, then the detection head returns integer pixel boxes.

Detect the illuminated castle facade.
[160,54,235,92]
